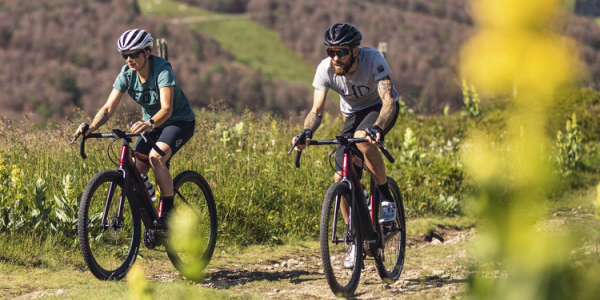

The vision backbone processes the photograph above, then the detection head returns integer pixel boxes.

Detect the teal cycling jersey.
[113,55,195,126]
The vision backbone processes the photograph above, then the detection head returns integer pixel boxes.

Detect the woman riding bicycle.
[73,29,196,227]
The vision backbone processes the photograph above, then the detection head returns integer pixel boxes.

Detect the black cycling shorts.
[134,120,195,167]
[335,102,400,175]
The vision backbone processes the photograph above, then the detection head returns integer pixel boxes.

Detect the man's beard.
[332,59,352,76]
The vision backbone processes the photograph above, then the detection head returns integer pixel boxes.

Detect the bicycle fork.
[331,194,352,244]
[101,143,137,230]
[101,152,131,231]
[101,180,126,230]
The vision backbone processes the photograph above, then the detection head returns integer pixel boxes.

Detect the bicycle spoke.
[166,171,217,282]
[78,170,140,280]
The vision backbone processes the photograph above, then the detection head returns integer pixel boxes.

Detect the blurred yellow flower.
[471,0,561,31]
[127,264,152,300]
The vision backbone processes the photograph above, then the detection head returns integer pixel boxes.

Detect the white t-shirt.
[312,47,398,116]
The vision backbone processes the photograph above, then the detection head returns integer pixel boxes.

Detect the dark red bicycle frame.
[97,133,160,231]
[334,141,381,246]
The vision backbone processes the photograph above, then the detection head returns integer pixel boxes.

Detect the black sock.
[377,183,394,203]
[160,196,174,219]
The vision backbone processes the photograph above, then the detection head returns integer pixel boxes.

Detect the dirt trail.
[143,226,474,299]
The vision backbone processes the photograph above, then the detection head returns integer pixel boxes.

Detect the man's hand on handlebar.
[291,129,313,152]
[366,125,383,145]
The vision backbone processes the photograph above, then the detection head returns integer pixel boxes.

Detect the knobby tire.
[77,170,141,280]
[320,182,363,297]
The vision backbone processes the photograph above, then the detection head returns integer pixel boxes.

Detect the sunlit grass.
[137,0,210,18]
[137,0,315,84]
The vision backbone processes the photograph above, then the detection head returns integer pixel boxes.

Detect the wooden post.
[378,42,387,59]
[155,38,168,61]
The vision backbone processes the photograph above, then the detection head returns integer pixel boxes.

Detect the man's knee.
[356,141,376,155]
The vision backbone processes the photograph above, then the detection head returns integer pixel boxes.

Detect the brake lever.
[70,123,89,144]
[70,134,80,145]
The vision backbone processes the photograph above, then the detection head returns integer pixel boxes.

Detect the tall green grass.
[2,90,600,269]
[0,105,469,248]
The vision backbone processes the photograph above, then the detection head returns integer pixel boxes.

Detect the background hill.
[1,0,600,120]
[0,0,310,121]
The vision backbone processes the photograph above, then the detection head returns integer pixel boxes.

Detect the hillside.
[1,0,600,120]
[0,0,311,121]
[174,0,600,113]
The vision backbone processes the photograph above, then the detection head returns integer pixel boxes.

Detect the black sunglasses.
[121,50,145,60]
[326,47,351,59]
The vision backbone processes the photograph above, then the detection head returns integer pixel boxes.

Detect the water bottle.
[141,174,156,201]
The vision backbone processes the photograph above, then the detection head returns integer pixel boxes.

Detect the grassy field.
[137,0,315,84]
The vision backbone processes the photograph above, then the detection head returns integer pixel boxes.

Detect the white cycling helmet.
[117,29,153,52]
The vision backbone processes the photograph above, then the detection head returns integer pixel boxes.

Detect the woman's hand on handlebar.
[71,123,91,144]
[130,121,151,135]
[73,123,91,138]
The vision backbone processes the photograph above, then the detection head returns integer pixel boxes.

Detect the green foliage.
[400,128,421,166]
[462,78,481,118]
[555,113,583,176]
[31,179,52,232]
[51,175,80,238]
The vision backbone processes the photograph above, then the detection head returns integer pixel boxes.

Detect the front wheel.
[77,170,141,280]
[320,182,363,297]
[166,171,218,282]
[374,177,406,283]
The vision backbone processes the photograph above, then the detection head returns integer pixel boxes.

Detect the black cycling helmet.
[324,23,362,47]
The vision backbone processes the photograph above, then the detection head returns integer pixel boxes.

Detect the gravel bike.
[289,130,406,297]
[71,124,217,282]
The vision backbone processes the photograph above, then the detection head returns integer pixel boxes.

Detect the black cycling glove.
[295,129,313,144]
[367,125,383,140]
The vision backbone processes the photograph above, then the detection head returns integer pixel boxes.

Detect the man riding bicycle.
[73,29,196,228]
[292,23,400,268]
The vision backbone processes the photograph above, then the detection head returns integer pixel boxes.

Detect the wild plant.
[400,128,421,166]
[462,78,481,118]
[0,165,28,232]
[555,113,582,176]
[51,174,79,237]
[31,178,52,232]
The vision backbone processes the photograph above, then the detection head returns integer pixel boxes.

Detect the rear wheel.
[166,171,217,282]
[320,182,363,297]
[77,170,141,280]
[374,177,406,283]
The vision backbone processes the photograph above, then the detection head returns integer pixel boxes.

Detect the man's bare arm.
[303,89,327,132]
[374,75,396,130]
[304,111,323,132]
